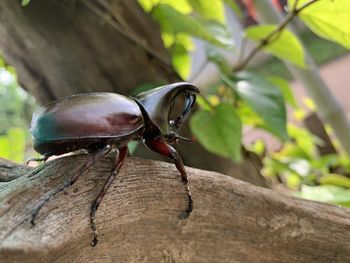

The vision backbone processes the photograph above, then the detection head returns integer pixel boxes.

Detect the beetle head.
[133,82,199,140]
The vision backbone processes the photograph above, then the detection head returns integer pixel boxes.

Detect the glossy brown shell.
[30,93,144,156]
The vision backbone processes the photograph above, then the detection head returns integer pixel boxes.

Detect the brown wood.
[1,156,349,263]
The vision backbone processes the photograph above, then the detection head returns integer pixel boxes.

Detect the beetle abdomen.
[30,93,144,155]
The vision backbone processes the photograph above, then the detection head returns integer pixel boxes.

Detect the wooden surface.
[1,155,350,263]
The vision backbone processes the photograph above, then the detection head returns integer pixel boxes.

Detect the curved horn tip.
[168,82,200,93]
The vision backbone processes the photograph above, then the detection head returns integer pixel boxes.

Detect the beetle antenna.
[178,135,195,143]
[163,132,196,144]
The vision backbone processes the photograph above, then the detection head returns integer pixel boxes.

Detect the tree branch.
[1,155,349,262]
[233,0,320,72]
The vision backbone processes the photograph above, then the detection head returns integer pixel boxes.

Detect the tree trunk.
[1,157,349,263]
[0,0,177,103]
[0,0,267,187]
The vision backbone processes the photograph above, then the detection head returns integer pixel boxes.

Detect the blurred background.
[1,0,350,206]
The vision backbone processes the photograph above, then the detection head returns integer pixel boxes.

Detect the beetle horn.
[132,82,199,135]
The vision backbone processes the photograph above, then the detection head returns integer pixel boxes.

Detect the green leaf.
[127,141,139,154]
[236,100,264,126]
[273,142,310,160]
[267,76,298,109]
[138,0,192,13]
[295,185,350,207]
[152,4,233,48]
[0,56,4,68]
[222,72,288,140]
[162,32,194,50]
[196,18,234,49]
[21,0,30,6]
[286,173,302,189]
[196,95,213,111]
[290,0,350,49]
[188,0,225,23]
[287,124,317,158]
[245,25,306,68]
[247,139,265,156]
[320,173,350,188]
[0,128,26,162]
[312,154,339,170]
[190,103,242,161]
[169,43,191,79]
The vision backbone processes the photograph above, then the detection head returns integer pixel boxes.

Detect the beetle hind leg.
[145,138,193,219]
[30,144,112,225]
[90,146,128,247]
[26,156,49,165]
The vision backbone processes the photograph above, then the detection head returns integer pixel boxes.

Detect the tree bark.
[0,0,177,103]
[1,157,349,263]
[0,0,267,187]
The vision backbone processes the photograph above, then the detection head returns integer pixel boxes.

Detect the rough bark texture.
[1,156,350,263]
[0,0,267,187]
[0,0,176,103]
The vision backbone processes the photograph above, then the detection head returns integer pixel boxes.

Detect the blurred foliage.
[21,0,30,6]
[259,121,350,207]
[139,0,350,164]
[245,25,306,68]
[0,56,36,162]
[296,185,350,207]
[138,0,350,207]
[221,72,288,140]
[138,0,234,79]
[0,128,26,162]
[254,29,349,80]
[290,0,350,50]
[190,102,242,161]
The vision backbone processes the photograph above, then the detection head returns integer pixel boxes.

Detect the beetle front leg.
[145,138,193,220]
[90,146,128,247]
[30,144,112,225]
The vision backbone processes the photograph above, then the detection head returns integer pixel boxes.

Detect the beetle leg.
[90,146,128,247]
[30,144,112,225]
[145,138,193,220]
[26,156,49,165]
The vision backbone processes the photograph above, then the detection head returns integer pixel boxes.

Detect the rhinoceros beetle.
[29,82,199,246]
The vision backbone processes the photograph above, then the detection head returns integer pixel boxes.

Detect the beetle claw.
[30,215,36,226]
[179,211,189,220]
[90,234,99,247]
